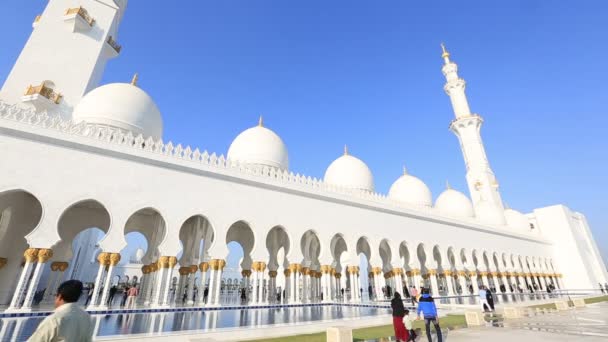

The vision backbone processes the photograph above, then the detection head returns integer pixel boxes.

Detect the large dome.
[227,118,289,170]
[504,208,530,231]
[388,168,432,207]
[474,200,507,225]
[435,186,474,218]
[73,82,163,139]
[324,147,374,192]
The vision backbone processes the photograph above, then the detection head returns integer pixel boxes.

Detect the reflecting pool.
[0,305,391,341]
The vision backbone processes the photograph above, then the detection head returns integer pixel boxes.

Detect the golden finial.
[131,73,139,86]
[258,115,264,127]
[446,180,451,190]
[403,165,408,175]
[344,144,349,156]
[440,43,450,59]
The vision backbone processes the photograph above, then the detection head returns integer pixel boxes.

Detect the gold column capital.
[209,259,226,271]
[168,256,178,268]
[109,253,121,266]
[199,262,209,272]
[37,249,53,263]
[24,248,39,263]
[0,257,6,269]
[288,263,300,272]
[188,265,198,274]
[427,269,438,276]
[283,269,291,277]
[269,270,277,278]
[301,267,310,276]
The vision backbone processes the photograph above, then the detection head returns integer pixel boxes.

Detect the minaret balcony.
[63,7,95,32]
[105,36,122,58]
[22,82,63,112]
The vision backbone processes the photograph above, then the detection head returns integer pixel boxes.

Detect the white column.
[213,267,223,305]
[22,261,46,310]
[457,272,467,295]
[99,263,116,308]
[444,273,455,296]
[252,271,259,304]
[89,263,106,308]
[162,263,176,307]
[261,272,269,304]
[198,265,208,305]
[429,272,440,297]
[207,269,217,305]
[7,259,36,310]
[155,267,168,305]
[186,270,196,305]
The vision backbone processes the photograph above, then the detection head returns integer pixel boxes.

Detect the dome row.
[72,82,529,230]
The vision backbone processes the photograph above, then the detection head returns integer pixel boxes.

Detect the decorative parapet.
[65,7,95,26]
[107,36,122,54]
[24,83,62,104]
[0,100,552,247]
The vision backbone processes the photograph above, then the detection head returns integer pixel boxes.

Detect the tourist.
[84,284,94,306]
[204,286,209,303]
[107,285,117,306]
[125,285,139,309]
[599,283,605,294]
[468,284,474,294]
[410,286,418,305]
[416,288,442,342]
[479,286,491,312]
[121,286,130,307]
[485,287,495,312]
[403,309,417,342]
[605,283,608,294]
[390,292,409,342]
[28,280,93,342]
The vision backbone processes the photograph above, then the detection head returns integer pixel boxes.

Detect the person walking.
[410,286,418,305]
[403,309,417,342]
[107,285,117,306]
[121,286,130,307]
[125,285,139,309]
[478,286,491,312]
[416,288,442,342]
[486,287,495,312]
[28,280,93,342]
[390,292,409,342]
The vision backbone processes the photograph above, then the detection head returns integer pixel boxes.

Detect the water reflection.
[0,305,389,341]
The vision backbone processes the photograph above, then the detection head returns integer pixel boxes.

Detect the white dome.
[435,188,474,218]
[504,208,530,230]
[324,149,374,192]
[131,248,145,263]
[474,200,507,225]
[388,169,432,207]
[73,83,163,139]
[227,119,289,170]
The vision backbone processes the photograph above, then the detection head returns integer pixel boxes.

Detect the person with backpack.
[416,288,443,342]
[390,292,409,342]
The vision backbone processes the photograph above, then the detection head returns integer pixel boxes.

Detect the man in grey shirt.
[28,280,93,342]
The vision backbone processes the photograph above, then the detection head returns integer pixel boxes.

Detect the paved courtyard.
[447,302,608,341]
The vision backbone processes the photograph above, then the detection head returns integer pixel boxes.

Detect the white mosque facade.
[0,0,606,312]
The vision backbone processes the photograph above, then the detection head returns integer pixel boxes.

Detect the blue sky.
[1,1,607,267]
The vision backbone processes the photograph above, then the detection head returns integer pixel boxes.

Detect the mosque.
[0,0,606,313]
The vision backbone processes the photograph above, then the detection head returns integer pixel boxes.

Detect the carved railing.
[65,7,95,26]
[24,83,62,104]
[0,100,445,219]
[107,36,121,53]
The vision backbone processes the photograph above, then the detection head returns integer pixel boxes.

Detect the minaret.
[441,44,504,211]
[0,0,128,117]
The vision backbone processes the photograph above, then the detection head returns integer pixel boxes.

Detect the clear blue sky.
[1,1,607,266]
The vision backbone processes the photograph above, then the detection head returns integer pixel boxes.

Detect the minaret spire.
[441,45,506,223]
[440,43,451,64]
[131,73,139,86]
[258,115,264,127]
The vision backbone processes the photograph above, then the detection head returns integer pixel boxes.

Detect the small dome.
[435,186,474,218]
[131,248,145,263]
[388,168,432,207]
[504,208,529,230]
[227,118,289,170]
[73,82,163,139]
[474,200,507,225]
[324,147,374,192]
